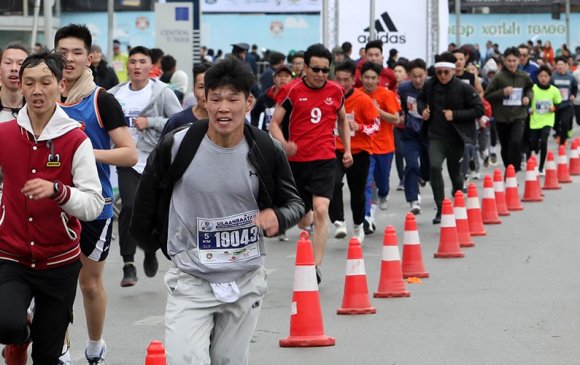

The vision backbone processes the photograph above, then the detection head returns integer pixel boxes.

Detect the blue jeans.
[394,128,405,185]
[365,152,394,216]
[403,138,430,202]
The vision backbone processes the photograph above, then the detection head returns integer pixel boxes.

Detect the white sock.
[490,145,496,153]
[86,339,106,358]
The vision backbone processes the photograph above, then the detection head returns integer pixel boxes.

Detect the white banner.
[155,3,193,93]
[338,0,433,62]
[202,0,322,13]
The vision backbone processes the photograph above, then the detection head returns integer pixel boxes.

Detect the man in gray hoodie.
[108,46,182,287]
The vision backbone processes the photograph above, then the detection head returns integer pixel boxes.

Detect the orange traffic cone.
[493,168,510,216]
[280,231,335,347]
[557,145,573,183]
[481,175,502,224]
[434,198,465,258]
[466,183,487,236]
[401,213,429,278]
[453,191,475,248]
[530,155,544,197]
[374,225,410,298]
[543,150,561,190]
[145,341,166,365]
[522,158,543,202]
[505,164,523,211]
[569,139,580,175]
[338,238,376,314]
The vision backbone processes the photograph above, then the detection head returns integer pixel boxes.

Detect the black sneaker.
[121,263,138,287]
[490,153,497,165]
[143,252,159,278]
[483,155,490,168]
[432,212,441,225]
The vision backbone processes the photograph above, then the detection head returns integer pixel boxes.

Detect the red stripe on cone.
[338,238,376,314]
[481,175,502,224]
[522,158,543,202]
[453,191,475,247]
[505,164,524,211]
[374,225,410,298]
[280,231,335,347]
[557,145,573,183]
[466,183,487,236]
[543,151,561,190]
[434,198,465,258]
[401,213,429,278]
[493,168,510,216]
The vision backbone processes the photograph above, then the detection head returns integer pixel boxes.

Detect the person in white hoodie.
[0,52,104,365]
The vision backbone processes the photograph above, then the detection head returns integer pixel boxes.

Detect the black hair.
[389,48,398,57]
[204,57,254,98]
[408,58,427,71]
[503,47,520,58]
[150,48,164,64]
[269,51,286,66]
[54,24,92,52]
[304,43,332,66]
[518,43,530,52]
[555,56,568,64]
[334,60,356,76]
[360,61,383,77]
[365,40,383,53]
[194,63,211,79]
[537,64,552,76]
[341,41,352,54]
[161,55,176,73]
[129,46,151,59]
[434,52,457,64]
[0,42,30,61]
[19,52,66,81]
[452,48,466,56]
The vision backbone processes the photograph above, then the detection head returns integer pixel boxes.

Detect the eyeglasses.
[436,69,452,76]
[309,66,330,74]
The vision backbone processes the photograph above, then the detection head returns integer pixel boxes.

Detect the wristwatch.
[53,181,61,195]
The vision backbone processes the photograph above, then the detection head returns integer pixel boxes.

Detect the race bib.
[406,95,421,119]
[536,100,552,114]
[503,88,523,106]
[197,211,261,264]
[559,88,570,101]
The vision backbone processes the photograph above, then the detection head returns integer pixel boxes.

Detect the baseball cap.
[231,43,250,51]
[332,46,344,55]
[275,65,292,75]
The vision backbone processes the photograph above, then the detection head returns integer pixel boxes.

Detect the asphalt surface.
[62,141,580,365]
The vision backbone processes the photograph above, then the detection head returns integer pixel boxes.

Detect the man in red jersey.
[270,43,352,284]
[329,60,379,243]
[354,40,397,91]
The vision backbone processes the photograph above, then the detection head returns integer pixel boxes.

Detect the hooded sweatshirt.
[0,105,104,269]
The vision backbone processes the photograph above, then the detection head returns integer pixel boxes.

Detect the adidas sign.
[358,12,406,44]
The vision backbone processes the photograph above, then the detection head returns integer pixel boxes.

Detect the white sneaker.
[354,224,365,243]
[85,340,106,365]
[278,233,289,241]
[58,331,71,365]
[379,196,389,210]
[472,171,482,180]
[538,169,545,176]
[363,216,375,234]
[333,221,347,239]
[410,201,421,215]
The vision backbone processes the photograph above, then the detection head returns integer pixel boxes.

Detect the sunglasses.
[436,69,452,76]
[309,66,330,74]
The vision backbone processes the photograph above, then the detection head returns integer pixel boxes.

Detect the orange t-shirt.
[361,86,401,154]
[335,88,379,154]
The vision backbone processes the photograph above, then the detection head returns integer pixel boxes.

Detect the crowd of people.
[0,23,578,364]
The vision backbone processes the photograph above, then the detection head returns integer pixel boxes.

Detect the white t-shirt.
[0,109,16,123]
[114,82,153,174]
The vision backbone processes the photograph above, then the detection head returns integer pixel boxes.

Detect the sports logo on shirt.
[324,97,333,105]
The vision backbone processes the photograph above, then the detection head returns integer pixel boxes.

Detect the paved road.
[66,146,580,364]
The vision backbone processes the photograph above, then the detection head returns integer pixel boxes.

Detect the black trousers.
[529,126,552,172]
[0,260,81,364]
[117,167,142,263]
[329,151,370,226]
[429,139,464,213]
[496,120,525,172]
[555,106,574,145]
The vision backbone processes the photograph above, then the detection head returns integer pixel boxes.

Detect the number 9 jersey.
[276,78,345,162]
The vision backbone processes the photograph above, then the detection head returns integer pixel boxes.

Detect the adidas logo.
[358,12,406,45]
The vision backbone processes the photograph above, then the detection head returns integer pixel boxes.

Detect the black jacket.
[91,61,119,90]
[418,76,484,145]
[130,120,305,258]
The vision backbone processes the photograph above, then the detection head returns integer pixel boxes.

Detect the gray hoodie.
[109,78,182,154]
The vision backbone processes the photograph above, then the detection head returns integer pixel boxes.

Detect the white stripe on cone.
[345,258,366,276]
[493,181,505,192]
[483,187,495,199]
[505,177,518,188]
[293,266,318,292]
[382,245,401,261]
[453,207,468,220]
[466,197,481,209]
[403,230,420,245]
[525,171,535,181]
[546,160,556,170]
[558,155,568,164]
[441,214,456,228]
